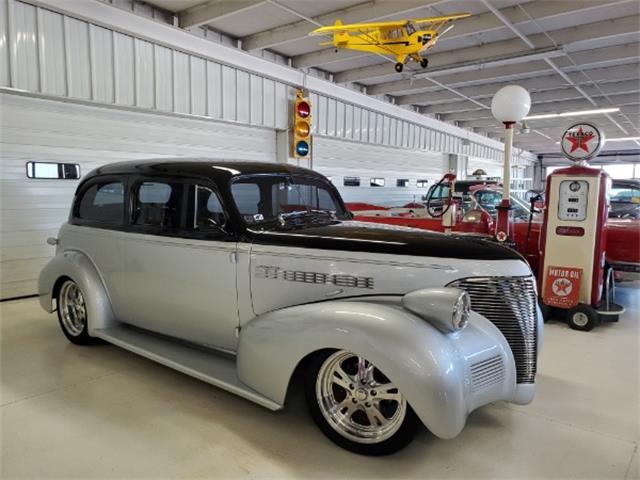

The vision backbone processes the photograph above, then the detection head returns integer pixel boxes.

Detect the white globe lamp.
[491,85,531,123]
[490,85,532,243]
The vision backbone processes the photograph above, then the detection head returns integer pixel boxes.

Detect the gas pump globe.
[491,85,531,243]
[538,122,624,331]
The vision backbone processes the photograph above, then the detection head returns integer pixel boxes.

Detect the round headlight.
[452,291,471,330]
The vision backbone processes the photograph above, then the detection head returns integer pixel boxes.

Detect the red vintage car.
[348,194,640,282]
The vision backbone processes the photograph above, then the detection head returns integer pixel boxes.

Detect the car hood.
[248,221,522,261]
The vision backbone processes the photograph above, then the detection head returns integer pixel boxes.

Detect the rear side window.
[133,181,185,230]
[76,181,125,225]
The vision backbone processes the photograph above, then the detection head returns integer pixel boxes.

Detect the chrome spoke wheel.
[59,281,87,337]
[315,351,406,444]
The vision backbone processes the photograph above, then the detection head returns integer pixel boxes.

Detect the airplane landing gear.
[394,62,404,73]
[420,58,429,68]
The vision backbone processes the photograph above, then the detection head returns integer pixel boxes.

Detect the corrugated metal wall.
[0,0,510,161]
[0,92,275,299]
[314,137,447,206]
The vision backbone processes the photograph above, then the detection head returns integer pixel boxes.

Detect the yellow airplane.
[309,13,471,73]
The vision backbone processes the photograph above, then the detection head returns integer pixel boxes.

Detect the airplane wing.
[309,20,408,36]
[413,13,471,26]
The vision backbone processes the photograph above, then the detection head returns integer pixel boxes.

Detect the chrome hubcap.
[316,351,406,444]
[59,281,86,336]
[573,312,589,327]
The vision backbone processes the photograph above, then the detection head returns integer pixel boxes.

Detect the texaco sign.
[560,123,605,162]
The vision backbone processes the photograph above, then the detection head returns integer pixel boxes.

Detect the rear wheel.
[56,279,100,345]
[305,350,418,456]
[394,62,404,73]
[420,58,429,68]
[566,303,599,331]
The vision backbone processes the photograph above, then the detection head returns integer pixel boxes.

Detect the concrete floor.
[1,289,638,479]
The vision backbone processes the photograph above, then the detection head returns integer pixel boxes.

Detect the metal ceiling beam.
[333,14,639,83]
[241,1,443,51]
[447,96,640,125]
[367,43,640,96]
[396,63,640,106]
[291,0,627,69]
[178,0,265,28]
[480,0,630,135]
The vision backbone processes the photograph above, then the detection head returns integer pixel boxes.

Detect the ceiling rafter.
[178,0,265,29]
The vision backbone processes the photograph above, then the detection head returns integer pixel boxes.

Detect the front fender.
[38,250,116,333]
[237,299,515,439]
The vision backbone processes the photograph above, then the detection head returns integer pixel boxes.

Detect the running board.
[93,325,282,411]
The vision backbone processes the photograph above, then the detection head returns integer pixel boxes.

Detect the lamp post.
[490,85,531,243]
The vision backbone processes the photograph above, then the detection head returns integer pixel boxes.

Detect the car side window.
[76,180,125,226]
[133,181,184,231]
[194,185,228,231]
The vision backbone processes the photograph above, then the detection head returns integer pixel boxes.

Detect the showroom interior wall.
[0,0,536,299]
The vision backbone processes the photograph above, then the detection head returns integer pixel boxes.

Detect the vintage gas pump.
[538,123,624,331]
[425,172,457,233]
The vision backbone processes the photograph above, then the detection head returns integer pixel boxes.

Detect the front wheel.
[305,350,418,456]
[57,279,101,345]
[394,62,404,73]
[420,58,429,68]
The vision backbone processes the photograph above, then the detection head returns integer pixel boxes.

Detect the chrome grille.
[449,276,538,384]
[470,355,505,392]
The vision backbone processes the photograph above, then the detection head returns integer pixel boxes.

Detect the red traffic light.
[296,101,310,118]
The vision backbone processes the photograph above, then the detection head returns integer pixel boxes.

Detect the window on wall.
[343,177,361,187]
[416,179,429,188]
[396,179,409,187]
[26,161,80,179]
[370,178,385,187]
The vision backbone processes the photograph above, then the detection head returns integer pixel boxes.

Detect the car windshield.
[230,174,349,228]
[611,184,640,204]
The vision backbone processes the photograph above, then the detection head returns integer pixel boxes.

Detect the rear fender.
[38,250,116,333]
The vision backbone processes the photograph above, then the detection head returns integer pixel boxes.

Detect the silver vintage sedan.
[39,159,542,455]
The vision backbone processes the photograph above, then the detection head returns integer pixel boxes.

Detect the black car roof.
[82,158,325,183]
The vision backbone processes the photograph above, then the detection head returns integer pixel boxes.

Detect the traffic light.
[292,90,311,159]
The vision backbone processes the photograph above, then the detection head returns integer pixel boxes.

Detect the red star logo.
[565,127,595,153]
[555,279,571,294]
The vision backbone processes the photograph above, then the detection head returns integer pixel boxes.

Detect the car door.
[119,176,239,351]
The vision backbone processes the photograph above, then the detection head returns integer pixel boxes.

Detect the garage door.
[0,92,276,299]
[312,136,448,206]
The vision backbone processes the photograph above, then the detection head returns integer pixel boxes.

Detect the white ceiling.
[143,0,640,155]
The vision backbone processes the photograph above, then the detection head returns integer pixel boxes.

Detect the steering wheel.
[426,176,451,218]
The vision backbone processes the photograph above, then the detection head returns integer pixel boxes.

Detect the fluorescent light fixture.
[524,107,620,120]
[606,136,640,142]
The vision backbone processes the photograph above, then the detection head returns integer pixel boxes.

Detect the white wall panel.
[206,60,222,118]
[344,103,353,140]
[173,50,190,114]
[190,55,206,116]
[114,32,134,106]
[13,1,38,91]
[326,98,336,137]
[0,1,9,87]
[261,78,273,128]
[236,69,250,124]
[353,106,361,142]
[316,94,327,135]
[336,101,344,138]
[90,25,114,104]
[37,9,65,96]
[135,38,154,109]
[274,82,287,130]
[314,136,447,206]
[221,65,236,121]
[0,92,276,299]
[249,74,263,125]
[154,44,172,112]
